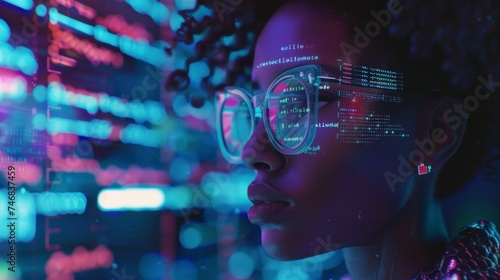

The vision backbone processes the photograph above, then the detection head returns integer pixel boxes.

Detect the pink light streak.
[45,245,113,279]
[95,14,154,42]
[0,72,26,95]
[47,145,170,187]
[0,151,42,185]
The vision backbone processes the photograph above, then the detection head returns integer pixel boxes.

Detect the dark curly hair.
[167,0,500,199]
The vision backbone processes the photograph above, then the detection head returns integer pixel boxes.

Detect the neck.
[341,176,449,280]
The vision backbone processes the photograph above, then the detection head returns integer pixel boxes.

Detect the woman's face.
[242,2,422,260]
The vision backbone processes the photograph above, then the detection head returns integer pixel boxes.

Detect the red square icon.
[418,164,428,175]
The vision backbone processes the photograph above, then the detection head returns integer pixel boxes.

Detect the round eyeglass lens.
[221,93,253,157]
[268,78,310,151]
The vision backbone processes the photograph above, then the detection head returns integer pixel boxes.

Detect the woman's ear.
[415,96,467,170]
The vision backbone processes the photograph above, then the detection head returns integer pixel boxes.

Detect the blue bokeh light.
[229,251,255,279]
[35,4,47,16]
[169,11,184,31]
[32,113,47,130]
[179,225,202,249]
[0,19,10,42]
[33,85,47,102]
[176,0,197,10]
[2,0,33,10]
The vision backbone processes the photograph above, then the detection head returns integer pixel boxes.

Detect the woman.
[172,0,500,278]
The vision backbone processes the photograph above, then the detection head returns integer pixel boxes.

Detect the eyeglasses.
[215,63,405,164]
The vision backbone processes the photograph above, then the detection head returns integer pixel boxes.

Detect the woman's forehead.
[252,2,352,88]
[251,1,404,90]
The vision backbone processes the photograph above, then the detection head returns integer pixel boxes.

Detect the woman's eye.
[318,95,337,108]
[318,100,330,108]
[318,90,338,108]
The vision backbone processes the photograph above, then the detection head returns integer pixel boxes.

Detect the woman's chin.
[260,226,343,260]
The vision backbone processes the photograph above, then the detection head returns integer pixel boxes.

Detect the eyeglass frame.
[215,64,408,164]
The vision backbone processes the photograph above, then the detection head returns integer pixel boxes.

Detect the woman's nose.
[241,120,287,173]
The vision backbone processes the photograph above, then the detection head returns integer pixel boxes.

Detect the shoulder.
[413,220,500,279]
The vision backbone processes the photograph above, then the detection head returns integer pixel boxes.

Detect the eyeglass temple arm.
[318,75,342,84]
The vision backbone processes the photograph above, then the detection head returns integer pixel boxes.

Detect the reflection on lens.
[268,78,309,151]
[221,94,252,156]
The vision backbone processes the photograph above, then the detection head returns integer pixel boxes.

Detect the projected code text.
[274,81,408,145]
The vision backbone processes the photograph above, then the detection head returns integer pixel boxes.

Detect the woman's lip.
[247,202,293,225]
[247,181,294,224]
[247,182,294,205]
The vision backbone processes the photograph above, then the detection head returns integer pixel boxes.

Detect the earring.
[418,163,431,175]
